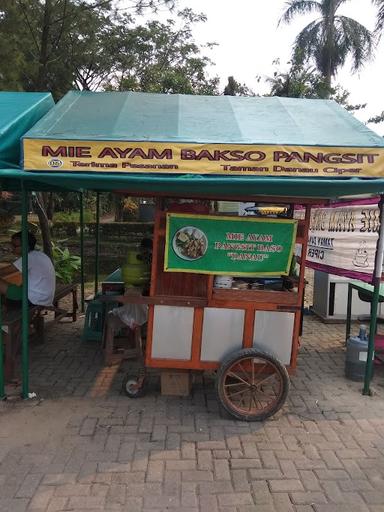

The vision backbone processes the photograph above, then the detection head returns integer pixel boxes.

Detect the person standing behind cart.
[0,231,56,307]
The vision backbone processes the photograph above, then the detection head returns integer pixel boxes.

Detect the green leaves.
[51,241,81,284]
[280,0,374,89]
[0,1,219,98]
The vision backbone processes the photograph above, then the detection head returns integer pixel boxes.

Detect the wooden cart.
[119,197,312,421]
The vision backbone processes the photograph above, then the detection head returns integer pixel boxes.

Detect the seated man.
[0,231,56,381]
[0,231,56,307]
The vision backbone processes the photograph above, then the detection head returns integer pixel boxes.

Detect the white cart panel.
[151,306,194,359]
[253,311,294,365]
[201,308,244,362]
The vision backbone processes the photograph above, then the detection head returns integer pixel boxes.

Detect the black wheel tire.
[216,347,290,422]
[122,374,146,398]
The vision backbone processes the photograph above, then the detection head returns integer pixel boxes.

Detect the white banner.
[304,203,379,278]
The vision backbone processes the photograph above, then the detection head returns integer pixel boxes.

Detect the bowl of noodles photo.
[172,226,208,261]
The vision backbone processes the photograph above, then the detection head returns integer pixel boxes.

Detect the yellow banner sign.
[23,139,384,177]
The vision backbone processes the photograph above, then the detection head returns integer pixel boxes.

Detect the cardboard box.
[161,370,192,397]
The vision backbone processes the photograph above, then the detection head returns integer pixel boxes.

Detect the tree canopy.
[0,1,219,98]
[280,0,375,89]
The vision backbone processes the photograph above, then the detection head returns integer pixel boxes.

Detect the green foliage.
[0,1,218,98]
[53,209,94,223]
[267,60,331,99]
[105,8,219,94]
[223,76,255,96]
[280,0,374,89]
[367,111,384,124]
[51,241,81,283]
[373,0,384,34]
[266,60,366,114]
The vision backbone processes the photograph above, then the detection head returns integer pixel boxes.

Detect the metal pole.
[79,192,85,312]
[0,295,4,399]
[21,187,29,399]
[363,195,384,395]
[94,192,100,297]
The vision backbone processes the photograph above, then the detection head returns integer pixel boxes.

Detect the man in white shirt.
[0,231,55,306]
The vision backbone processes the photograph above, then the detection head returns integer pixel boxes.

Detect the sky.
[134,0,384,134]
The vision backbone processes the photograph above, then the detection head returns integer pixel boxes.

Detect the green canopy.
[22,90,384,147]
[0,92,54,168]
[1,91,384,199]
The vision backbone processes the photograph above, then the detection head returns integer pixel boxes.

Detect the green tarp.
[0,92,54,168]
[22,90,384,147]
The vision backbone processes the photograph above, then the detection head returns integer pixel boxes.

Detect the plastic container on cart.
[345,325,373,381]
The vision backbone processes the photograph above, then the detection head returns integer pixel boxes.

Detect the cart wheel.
[217,348,289,421]
[122,374,146,398]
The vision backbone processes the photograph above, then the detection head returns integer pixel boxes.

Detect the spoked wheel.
[217,348,290,421]
[122,372,146,398]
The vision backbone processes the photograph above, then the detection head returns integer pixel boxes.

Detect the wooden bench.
[53,283,78,322]
[1,283,78,381]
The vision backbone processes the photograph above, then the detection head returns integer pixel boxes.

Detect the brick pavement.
[1,313,384,511]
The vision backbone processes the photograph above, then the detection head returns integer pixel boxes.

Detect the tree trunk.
[114,195,124,222]
[32,192,53,260]
[36,0,52,90]
[46,192,55,220]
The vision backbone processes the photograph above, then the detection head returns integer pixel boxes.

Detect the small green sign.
[165,213,297,276]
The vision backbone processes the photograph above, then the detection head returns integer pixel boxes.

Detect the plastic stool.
[82,299,104,342]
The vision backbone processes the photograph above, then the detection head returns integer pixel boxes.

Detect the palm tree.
[280,0,374,89]
[372,0,384,34]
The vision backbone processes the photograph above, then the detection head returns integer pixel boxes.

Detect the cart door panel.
[151,306,194,360]
[201,308,244,362]
[253,311,294,364]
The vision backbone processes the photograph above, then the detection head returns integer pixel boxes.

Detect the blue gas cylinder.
[345,325,373,381]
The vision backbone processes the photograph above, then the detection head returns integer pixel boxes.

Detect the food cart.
[2,91,384,417]
[107,197,309,421]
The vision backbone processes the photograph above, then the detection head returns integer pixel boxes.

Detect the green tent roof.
[0,92,54,168]
[23,90,384,147]
[1,91,384,200]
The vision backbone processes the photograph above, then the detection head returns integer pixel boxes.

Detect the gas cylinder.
[121,250,150,287]
[345,325,373,381]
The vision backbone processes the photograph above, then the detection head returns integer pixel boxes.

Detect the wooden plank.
[98,294,207,307]
[212,288,299,305]
[207,275,214,301]
[149,202,162,297]
[144,304,155,366]
[209,299,285,311]
[146,357,296,371]
[191,307,204,364]
[290,204,312,368]
[242,309,255,348]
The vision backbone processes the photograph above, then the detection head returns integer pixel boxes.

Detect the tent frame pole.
[21,187,29,399]
[363,194,384,395]
[79,192,85,312]
[94,192,100,297]
[0,296,4,399]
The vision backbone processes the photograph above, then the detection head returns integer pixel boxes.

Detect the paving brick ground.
[1,310,384,511]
